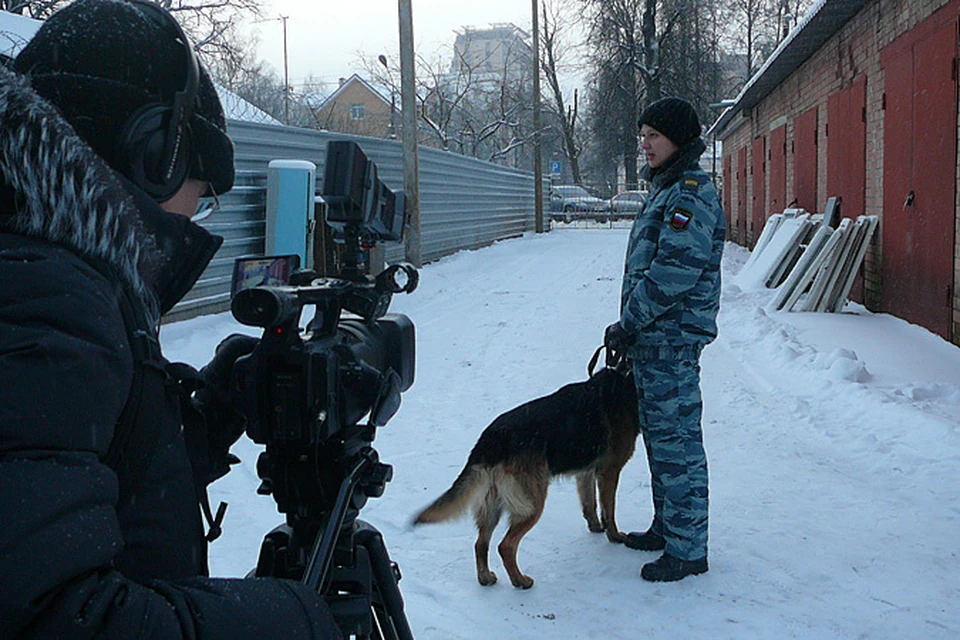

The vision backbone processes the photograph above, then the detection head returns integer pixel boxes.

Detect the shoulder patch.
[668,206,693,231]
[681,177,700,192]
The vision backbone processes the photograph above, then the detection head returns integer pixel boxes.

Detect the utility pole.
[532,0,544,233]
[281,15,289,124]
[398,0,421,267]
[257,16,292,124]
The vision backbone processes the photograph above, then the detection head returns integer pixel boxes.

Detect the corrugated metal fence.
[166,120,540,322]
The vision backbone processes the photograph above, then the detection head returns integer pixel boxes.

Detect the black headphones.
[117,0,200,202]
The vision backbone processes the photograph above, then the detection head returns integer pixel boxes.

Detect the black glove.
[193,334,259,479]
[603,322,634,367]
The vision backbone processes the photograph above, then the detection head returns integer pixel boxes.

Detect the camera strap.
[105,285,169,512]
[106,284,227,542]
[174,365,230,543]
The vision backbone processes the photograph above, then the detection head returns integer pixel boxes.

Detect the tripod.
[254,447,414,639]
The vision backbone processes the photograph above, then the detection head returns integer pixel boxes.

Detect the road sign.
[549,160,562,176]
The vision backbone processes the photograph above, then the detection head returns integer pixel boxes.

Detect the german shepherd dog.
[413,361,639,589]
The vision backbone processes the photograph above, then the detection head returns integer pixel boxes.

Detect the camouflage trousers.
[631,345,708,561]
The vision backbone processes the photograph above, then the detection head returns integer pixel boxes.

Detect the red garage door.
[768,125,787,216]
[827,76,868,303]
[751,136,766,247]
[827,75,866,220]
[738,146,748,245]
[723,154,732,240]
[793,106,818,212]
[881,14,957,339]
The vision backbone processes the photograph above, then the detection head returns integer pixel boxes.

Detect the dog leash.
[587,345,604,376]
[588,344,626,376]
[588,344,630,377]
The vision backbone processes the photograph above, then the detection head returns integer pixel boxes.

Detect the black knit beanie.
[638,96,702,147]
[14,0,234,197]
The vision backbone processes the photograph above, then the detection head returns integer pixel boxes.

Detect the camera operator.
[0,1,340,637]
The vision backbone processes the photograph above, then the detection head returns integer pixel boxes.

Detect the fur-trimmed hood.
[0,65,221,324]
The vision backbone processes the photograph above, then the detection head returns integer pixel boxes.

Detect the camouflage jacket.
[619,138,726,352]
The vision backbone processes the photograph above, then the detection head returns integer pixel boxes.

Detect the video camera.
[230,141,417,639]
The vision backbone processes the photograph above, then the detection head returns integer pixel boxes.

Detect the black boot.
[624,527,666,551]
[641,553,708,582]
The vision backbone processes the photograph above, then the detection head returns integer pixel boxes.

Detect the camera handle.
[299,448,415,640]
[303,449,377,590]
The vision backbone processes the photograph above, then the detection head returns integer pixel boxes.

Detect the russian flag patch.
[669,207,693,231]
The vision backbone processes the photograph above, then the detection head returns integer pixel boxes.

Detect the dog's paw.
[510,574,534,589]
[587,521,605,533]
[606,530,627,544]
[478,570,498,586]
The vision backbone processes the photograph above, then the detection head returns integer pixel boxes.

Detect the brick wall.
[718,0,960,345]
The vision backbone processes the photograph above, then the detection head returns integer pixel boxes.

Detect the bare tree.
[724,0,783,80]
[474,64,538,166]
[579,0,730,190]
[361,47,477,152]
[0,0,56,17]
[722,0,815,84]
[2,0,263,76]
[360,31,538,168]
[582,0,644,190]
[776,0,812,39]
[539,0,584,184]
[206,27,322,128]
[724,0,764,80]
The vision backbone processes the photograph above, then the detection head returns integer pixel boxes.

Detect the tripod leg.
[355,522,414,640]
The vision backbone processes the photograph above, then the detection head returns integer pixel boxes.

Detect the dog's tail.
[413,463,487,525]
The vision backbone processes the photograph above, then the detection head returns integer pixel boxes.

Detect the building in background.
[314,74,397,139]
[450,23,532,83]
[421,23,534,168]
[710,0,960,346]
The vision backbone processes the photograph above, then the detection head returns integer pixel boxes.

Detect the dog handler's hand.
[604,322,634,367]
[604,322,634,351]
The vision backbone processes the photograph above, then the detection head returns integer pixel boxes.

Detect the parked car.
[549,185,611,223]
[609,190,649,220]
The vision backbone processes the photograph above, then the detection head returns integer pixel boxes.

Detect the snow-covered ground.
[163,227,960,639]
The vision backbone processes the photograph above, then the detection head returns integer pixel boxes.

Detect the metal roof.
[708,0,871,138]
[316,73,394,112]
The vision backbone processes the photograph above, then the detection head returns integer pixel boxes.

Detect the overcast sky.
[248,0,584,92]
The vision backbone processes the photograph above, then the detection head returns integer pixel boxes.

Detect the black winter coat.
[0,66,341,638]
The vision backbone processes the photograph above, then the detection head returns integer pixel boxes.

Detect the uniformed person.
[604,96,725,582]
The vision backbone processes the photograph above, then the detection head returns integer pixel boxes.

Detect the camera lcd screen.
[231,255,301,299]
[323,140,372,224]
